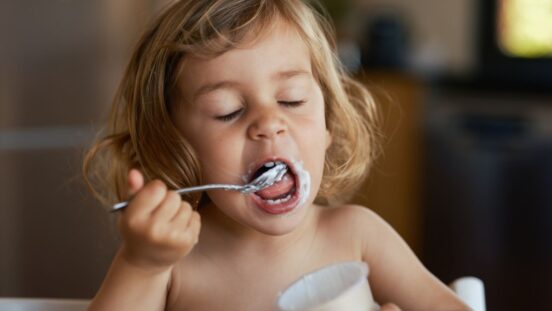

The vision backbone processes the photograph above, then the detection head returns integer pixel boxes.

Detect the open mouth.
[248,160,300,213]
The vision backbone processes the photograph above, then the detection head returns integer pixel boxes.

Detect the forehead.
[176,20,313,98]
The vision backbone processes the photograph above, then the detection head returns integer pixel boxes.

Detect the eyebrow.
[193,81,240,101]
[193,69,311,100]
[273,69,311,80]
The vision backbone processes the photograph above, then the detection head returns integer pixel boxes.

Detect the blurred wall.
[355,0,478,75]
[0,0,165,299]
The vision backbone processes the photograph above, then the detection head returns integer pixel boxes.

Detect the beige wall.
[355,0,478,75]
[0,0,161,299]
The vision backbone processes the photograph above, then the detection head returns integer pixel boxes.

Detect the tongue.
[255,172,295,200]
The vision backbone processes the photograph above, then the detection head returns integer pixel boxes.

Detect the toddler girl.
[84,0,469,310]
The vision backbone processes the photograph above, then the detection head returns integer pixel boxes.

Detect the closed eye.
[215,108,244,122]
[278,100,305,107]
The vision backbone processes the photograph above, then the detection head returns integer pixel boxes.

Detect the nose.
[247,108,287,141]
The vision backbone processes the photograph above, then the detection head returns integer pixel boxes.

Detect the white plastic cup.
[450,277,486,311]
[276,261,380,311]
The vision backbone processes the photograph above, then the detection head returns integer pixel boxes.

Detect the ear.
[325,129,332,150]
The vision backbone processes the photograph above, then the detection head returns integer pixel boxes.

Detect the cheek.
[298,124,328,166]
[173,108,244,182]
[194,134,244,182]
[294,103,327,152]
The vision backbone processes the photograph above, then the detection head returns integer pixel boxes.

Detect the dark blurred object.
[474,0,552,92]
[318,0,350,24]
[318,0,362,73]
[423,89,552,310]
[361,13,409,70]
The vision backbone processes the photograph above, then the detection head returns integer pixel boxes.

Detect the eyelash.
[215,108,244,122]
[215,100,306,122]
[278,100,305,107]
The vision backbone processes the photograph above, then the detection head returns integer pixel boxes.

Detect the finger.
[151,190,182,222]
[171,201,193,224]
[174,210,201,247]
[186,211,201,243]
[127,180,167,215]
[127,168,144,197]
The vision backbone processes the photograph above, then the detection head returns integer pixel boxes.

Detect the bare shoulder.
[320,204,420,270]
[317,204,397,259]
[318,204,394,241]
[322,205,470,310]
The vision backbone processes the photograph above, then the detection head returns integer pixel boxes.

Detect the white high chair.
[0,298,89,311]
[0,277,485,311]
[450,276,486,311]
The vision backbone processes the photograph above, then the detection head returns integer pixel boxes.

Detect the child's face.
[172,20,330,235]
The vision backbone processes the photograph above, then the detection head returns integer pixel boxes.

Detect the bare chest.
[168,245,360,310]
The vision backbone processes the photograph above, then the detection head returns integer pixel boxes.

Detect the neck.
[197,201,318,259]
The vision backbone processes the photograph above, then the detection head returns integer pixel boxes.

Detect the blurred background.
[1,0,551,310]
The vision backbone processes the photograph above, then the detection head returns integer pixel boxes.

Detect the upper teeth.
[263,161,286,169]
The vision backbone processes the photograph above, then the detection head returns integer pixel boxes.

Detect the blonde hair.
[83,0,380,208]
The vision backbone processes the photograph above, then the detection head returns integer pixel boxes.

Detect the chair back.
[450,276,486,311]
[0,298,89,311]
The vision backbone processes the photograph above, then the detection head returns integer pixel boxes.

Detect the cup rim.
[276,260,369,311]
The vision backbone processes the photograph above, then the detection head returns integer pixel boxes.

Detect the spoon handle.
[111,184,244,212]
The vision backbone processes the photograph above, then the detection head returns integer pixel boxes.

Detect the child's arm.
[351,206,470,311]
[88,169,201,311]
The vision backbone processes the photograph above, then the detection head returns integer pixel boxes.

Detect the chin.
[251,207,309,236]
[245,189,316,236]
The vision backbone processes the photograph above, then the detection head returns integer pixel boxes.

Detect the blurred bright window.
[498,0,552,58]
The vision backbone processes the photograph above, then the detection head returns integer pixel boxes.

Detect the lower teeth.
[265,193,293,205]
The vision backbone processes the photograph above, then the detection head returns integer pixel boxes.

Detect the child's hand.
[118,169,201,272]
[380,303,401,311]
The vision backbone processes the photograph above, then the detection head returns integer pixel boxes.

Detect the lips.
[247,158,302,215]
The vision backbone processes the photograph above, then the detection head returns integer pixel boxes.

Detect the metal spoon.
[111,162,287,212]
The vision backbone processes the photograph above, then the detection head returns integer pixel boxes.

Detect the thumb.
[127,168,145,198]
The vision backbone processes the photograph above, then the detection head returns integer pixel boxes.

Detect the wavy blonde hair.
[83,0,380,208]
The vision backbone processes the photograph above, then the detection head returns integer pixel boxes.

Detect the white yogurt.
[291,160,311,208]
